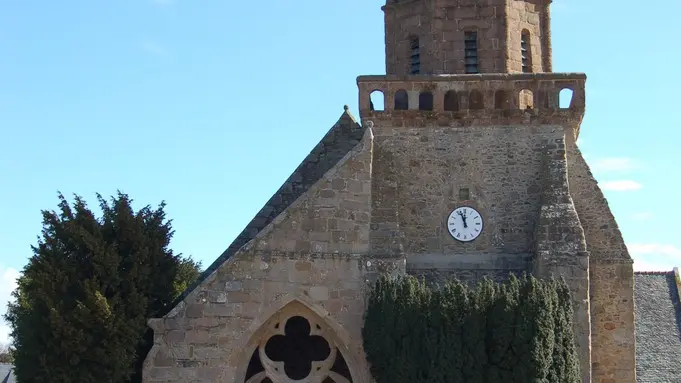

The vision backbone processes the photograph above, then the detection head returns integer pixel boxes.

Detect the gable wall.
[142,129,392,383]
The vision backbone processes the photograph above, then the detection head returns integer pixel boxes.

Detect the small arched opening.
[494,90,511,110]
[394,89,409,110]
[559,88,574,109]
[519,89,534,110]
[419,91,433,111]
[468,90,484,110]
[444,90,459,111]
[370,90,385,111]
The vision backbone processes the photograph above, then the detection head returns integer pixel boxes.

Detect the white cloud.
[600,180,643,191]
[632,211,654,221]
[591,157,640,173]
[629,243,681,271]
[0,266,19,345]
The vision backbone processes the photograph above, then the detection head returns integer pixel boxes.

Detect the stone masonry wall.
[383,0,551,75]
[407,253,532,286]
[506,0,551,73]
[590,263,636,383]
[566,134,636,383]
[384,0,506,74]
[533,133,591,383]
[370,124,564,259]
[142,129,387,383]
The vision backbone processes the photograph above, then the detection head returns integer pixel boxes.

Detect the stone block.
[185,303,204,318]
[308,286,330,301]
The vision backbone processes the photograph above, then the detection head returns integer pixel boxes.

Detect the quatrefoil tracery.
[245,314,352,383]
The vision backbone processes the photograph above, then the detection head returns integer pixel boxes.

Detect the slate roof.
[164,107,365,315]
[0,364,14,383]
[635,271,681,382]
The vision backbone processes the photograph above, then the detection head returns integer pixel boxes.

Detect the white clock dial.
[447,206,483,242]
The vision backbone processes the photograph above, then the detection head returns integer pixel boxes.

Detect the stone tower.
[383,0,553,75]
[361,1,637,383]
[141,1,636,382]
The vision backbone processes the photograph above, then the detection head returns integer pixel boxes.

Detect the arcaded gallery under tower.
[143,1,681,382]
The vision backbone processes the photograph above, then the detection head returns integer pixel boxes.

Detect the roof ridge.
[635,271,674,275]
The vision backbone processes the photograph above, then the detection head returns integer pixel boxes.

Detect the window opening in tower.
[410,37,420,74]
[464,31,479,74]
[521,32,531,73]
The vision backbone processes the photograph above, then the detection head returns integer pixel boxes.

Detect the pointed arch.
[234,296,365,383]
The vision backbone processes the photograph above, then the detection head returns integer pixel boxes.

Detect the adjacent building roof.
[164,107,365,314]
[0,364,14,383]
[635,270,681,382]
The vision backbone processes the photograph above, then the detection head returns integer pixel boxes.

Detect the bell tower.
[383,0,553,75]
[358,1,637,383]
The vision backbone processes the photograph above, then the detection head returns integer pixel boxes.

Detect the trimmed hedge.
[362,274,580,383]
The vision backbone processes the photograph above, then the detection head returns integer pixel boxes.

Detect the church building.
[142,1,681,382]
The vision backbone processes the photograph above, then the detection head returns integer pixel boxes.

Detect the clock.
[447,206,483,242]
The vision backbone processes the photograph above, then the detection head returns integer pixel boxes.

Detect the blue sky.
[0,0,679,343]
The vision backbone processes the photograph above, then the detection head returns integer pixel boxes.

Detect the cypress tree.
[363,274,581,383]
[485,274,520,383]
[461,278,492,383]
[363,275,403,383]
[439,279,468,383]
[549,279,580,383]
[424,288,445,383]
[4,192,201,383]
[531,278,556,383]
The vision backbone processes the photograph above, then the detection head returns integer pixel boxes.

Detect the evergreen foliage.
[4,192,202,383]
[363,274,580,383]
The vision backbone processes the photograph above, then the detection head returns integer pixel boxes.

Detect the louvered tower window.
[521,31,532,73]
[464,31,479,74]
[410,37,420,74]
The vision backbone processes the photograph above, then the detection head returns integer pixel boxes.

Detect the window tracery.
[244,314,353,383]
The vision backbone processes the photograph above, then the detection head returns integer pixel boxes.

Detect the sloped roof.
[635,271,681,382]
[0,364,14,383]
[166,107,365,314]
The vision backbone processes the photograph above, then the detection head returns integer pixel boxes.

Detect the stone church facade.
[142,1,650,382]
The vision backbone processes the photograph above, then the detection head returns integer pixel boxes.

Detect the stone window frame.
[238,298,360,383]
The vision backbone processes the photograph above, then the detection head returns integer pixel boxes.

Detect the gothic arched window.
[244,314,354,383]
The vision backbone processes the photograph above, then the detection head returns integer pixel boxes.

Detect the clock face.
[447,206,483,242]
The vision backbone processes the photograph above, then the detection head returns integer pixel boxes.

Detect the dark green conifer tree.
[548,279,581,383]
[436,280,468,383]
[363,274,581,383]
[461,278,492,383]
[4,192,201,383]
[363,275,400,383]
[485,274,520,382]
